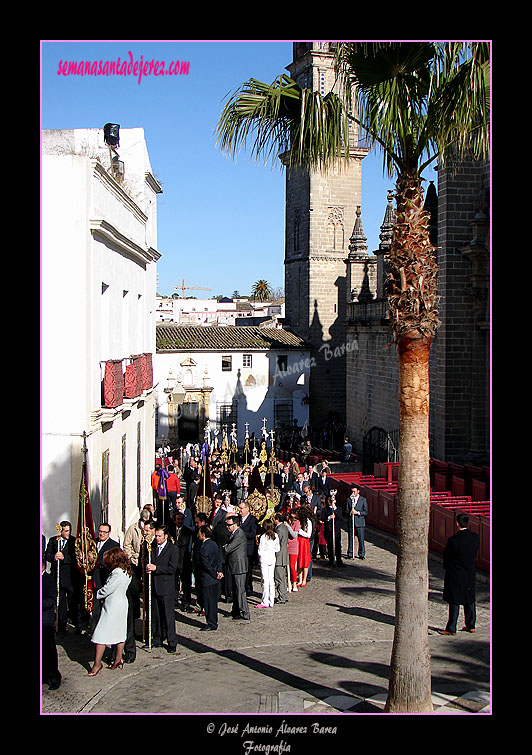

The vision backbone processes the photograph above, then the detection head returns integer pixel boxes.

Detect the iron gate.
[362,426,399,474]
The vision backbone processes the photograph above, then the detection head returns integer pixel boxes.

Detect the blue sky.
[41,40,437,299]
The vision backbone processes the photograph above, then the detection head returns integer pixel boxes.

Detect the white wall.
[42,129,160,542]
[154,347,310,445]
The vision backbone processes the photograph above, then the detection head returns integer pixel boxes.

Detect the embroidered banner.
[103,360,124,408]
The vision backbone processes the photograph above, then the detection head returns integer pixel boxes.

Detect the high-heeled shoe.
[108,659,124,670]
[87,664,103,677]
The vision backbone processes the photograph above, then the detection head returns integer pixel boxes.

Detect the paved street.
[42,525,490,721]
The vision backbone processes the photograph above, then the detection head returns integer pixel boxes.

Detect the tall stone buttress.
[282,42,368,427]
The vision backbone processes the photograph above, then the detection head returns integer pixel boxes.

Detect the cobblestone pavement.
[41,527,490,719]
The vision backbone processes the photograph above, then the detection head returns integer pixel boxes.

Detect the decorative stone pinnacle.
[379,190,396,251]
[348,206,368,258]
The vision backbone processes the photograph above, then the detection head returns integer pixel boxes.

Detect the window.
[274,399,293,426]
[222,355,232,371]
[217,402,237,431]
[277,355,288,374]
[243,354,252,368]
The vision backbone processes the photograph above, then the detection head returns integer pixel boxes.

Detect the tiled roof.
[156,324,309,351]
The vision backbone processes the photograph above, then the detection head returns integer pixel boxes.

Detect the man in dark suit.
[44,520,83,634]
[439,513,481,636]
[274,464,294,510]
[273,513,291,604]
[301,484,322,560]
[187,472,200,511]
[345,483,368,559]
[302,484,322,517]
[238,501,258,596]
[197,525,223,631]
[315,468,332,499]
[42,556,61,690]
[321,496,344,567]
[93,522,120,591]
[211,469,224,497]
[292,471,306,501]
[146,525,179,652]
[183,456,199,488]
[171,510,192,610]
[223,513,250,620]
[211,496,232,603]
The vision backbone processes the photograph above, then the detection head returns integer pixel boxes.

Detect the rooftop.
[156,324,309,351]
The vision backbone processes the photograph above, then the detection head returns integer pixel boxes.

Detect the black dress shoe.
[124,656,135,664]
[48,680,61,690]
[200,626,217,631]
[166,646,177,653]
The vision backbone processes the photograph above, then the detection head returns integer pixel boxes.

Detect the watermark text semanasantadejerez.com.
[57,51,190,85]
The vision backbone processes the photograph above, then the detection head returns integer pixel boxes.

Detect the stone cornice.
[91,160,148,225]
[145,171,163,194]
[89,218,160,265]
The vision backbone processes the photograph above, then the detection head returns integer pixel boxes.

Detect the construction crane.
[174,279,212,298]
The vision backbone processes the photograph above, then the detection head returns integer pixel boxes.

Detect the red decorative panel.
[103,360,124,408]
[430,504,454,554]
[431,459,448,487]
[141,352,153,390]
[451,475,466,496]
[471,479,486,502]
[363,486,380,528]
[434,472,448,492]
[477,516,490,572]
[377,490,396,535]
[124,356,142,398]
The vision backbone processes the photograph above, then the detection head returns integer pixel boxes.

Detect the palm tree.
[216,41,490,713]
[251,279,273,302]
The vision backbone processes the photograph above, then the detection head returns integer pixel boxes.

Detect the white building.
[155,296,284,325]
[154,324,310,448]
[41,126,162,544]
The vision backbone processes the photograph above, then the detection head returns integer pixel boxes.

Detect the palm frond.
[335,41,490,179]
[216,74,351,173]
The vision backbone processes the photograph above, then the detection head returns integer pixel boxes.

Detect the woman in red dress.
[285,510,300,592]
[295,507,312,587]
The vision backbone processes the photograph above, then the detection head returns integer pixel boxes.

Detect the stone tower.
[283,42,368,428]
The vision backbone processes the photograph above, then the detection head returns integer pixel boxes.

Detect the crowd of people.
[41,447,370,688]
[42,442,481,691]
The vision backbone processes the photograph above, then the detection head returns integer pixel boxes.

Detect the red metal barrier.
[330,470,490,572]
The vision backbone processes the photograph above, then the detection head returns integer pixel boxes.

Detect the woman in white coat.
[87,547,132,676]
[257,519,280,608]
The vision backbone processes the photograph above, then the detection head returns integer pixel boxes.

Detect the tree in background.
[251,279,274,302]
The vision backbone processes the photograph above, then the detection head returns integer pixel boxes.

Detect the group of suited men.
[41,457,369,681]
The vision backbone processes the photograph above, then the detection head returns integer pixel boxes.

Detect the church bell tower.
[283,42,368,427]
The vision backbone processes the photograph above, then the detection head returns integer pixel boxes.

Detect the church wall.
[345,322,399,456]
[430,160,490,463]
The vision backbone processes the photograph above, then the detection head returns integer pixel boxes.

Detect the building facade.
[41,127,162,543]
[154,324,311,448]
[155,296,284,325]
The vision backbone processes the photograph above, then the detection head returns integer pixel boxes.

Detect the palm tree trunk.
[385,332,433,713]
[384,174,439,713]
